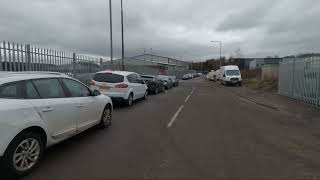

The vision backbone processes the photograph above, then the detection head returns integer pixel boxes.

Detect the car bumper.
[110,97,127,102]
[226,80,242,84]
[101,91,129,99]
[148,86,157,92]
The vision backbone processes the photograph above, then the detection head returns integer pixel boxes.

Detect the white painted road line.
[168,89,195,128]
[185,89,195,103]
[185,95,191,103]
[167,105,184,128]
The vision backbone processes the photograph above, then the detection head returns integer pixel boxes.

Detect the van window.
[93,73,124,83]
[226,70,240,76]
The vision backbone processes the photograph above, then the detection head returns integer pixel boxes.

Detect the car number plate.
[99,86,111,90]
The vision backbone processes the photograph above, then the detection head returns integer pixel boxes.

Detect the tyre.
[1,131,45,178]
[239,82,242,87]
[143,91,148,100]
[127,93,133,106]
[99,105,112,128]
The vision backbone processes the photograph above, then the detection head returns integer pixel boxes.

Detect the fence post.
[0,42,2,71]
[73,53,76,77]
[291,58,296,97]
[100,58,103,71]
[26,44,31,71]
[317,58,320,107]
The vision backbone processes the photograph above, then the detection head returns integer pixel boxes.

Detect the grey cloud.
[216,0,277,32]
[0,0,320,61]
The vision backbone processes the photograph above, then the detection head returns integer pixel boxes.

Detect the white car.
[90,71,148,106]
[0,72,113,178]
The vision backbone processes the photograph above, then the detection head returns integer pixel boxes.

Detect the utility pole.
[120,0,125,70]
[109,0,113,70]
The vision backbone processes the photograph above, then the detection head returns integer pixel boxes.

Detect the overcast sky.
[0,0,319,61]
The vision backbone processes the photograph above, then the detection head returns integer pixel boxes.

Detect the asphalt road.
[23,77,320,179]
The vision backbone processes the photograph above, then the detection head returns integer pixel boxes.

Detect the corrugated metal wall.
[278,57,320,106]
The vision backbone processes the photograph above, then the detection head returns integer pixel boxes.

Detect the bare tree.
[235,48,244,58]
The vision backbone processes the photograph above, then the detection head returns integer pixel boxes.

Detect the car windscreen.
[226,70,240,76]
[93,73,124,83]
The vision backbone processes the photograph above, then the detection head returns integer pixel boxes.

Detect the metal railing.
[0,41,106,84]
[278,57,320,106]
[0,40,191,83]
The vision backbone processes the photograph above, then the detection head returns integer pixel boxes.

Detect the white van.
[219,65,242,86]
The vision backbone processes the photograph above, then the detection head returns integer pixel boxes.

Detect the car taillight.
[115,83,128,88]
[90,80,96,86]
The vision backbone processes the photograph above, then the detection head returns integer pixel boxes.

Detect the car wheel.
[99,105,112,128]
[239,82,242,87]
[1,131,45,178]
[127,93,133,106]
[143,91,148,100]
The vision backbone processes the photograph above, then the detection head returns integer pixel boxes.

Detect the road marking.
[185,89,195,103]
[168,88,195,128]
[185,95,191,103]
[167,105,184,128]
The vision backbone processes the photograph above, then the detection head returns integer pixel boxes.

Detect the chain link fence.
[278,57,320,106]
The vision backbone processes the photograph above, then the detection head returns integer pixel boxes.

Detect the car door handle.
[42,107,53,112]
[77,104,84,108]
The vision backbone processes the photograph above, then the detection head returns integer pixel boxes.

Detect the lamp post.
[121,0,125,70]
[108,0,113,70]
[210,41,222,68]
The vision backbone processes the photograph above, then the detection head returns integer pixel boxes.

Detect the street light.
[108,0,113,70]
[210,41,222,68]
[121,0,125,70]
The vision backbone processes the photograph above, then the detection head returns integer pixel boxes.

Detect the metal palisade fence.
[278,57,320,106]
[0,41,106,84]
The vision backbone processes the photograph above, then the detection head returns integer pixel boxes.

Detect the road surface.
[24,77,320,179]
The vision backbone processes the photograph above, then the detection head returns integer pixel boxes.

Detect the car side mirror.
[91,89,101,96]
[223,74,226,77]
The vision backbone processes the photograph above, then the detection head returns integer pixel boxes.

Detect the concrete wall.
[262,64,279,80]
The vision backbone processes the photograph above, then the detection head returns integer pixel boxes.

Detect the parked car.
[157,75,173,89]
[141,75,165,94]
[182,73,193,80]
[218,65,242,86]
[0,72,113,178]
[90,71,148,106]
[182,74,191,80]
[170,76,179,87]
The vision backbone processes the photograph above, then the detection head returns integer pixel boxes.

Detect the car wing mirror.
[91,89,101,96]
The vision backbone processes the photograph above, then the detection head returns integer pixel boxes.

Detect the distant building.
[229,58,254,70]
[249,58,282,70]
